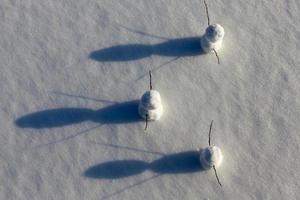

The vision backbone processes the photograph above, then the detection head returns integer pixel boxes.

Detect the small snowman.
[199,120,223,186]
[201,0,225,64]
[138,71,163,130]
[200,24,225,53]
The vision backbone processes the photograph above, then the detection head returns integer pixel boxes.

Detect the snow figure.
[138,71,163,130]
[138,90,163,121]
[199,145,223,169]
[200,24,225,53]
[199,120,223,186]
[201,0,225,64]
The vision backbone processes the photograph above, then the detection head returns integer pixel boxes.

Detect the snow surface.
[1,0,300,199]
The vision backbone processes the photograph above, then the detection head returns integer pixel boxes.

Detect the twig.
[203,0,221,64]
[208,120,213,146]
[213,49,220,64]
[204,0,210,26]
[149,70,153,90]
[213,165,222,186]
[144,114,149,131]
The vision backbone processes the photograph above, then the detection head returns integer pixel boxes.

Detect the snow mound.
[200,24,225,53]
[199,146,223,169]
[138,90,163,120]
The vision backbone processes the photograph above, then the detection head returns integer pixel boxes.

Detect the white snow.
[138,90,163,121]
[1,0,300,199]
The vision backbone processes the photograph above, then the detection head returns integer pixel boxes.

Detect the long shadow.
[91,151,202,200]
[15,100,141,129]
[84,150,204,179]
[85,160,148,179]
[89,37,204,62]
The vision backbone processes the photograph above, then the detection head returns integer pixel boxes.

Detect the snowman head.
[205,24,225,43]
[141,90,162,110]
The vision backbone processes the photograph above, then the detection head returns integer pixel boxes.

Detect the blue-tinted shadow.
[150,151,201,174]
[15,100,141,129]
[84,160,148,179]
[89,37,204,62]
[84,151,204,179]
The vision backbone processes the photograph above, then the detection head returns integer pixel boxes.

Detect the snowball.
[199,146,223,169]
[200,24,225,53]
[138,90,163,121]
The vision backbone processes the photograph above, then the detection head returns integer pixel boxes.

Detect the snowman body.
[138,90,163,121]
[201,24,225,53]
[199,146,223,169]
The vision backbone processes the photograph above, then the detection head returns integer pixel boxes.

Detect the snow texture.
[199,146,223,169]
[138,90,163,120]
[1,0,300,199]
[200,24,225,52]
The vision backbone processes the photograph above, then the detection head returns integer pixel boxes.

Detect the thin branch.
[213,165,222,186]
[144,114,149,131]
[213,49,220,64]
[208,120,213,146]
[149,70,153,90]
[204,0,210,26]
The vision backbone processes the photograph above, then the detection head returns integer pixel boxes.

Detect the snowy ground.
[1,0,300,199]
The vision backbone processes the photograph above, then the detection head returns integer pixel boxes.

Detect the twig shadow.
[28,124,104,150]
[100,174,161,200]
[135,56,181,81]
[90,141,165,156]
[52,91,119,104]
[116,23,170,41]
